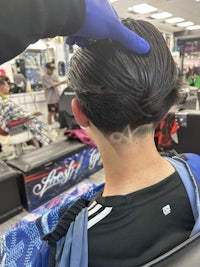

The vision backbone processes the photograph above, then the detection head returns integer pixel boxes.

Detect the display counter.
[7,140,103,211]
[0,162,23,223]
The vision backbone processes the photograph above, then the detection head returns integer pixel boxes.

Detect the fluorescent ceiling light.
[151,12,172,19]
[110,0,118,2]
[165,17,184,24]
[177,21,194,27]
[187,25,200,30]
[132,3,157,14]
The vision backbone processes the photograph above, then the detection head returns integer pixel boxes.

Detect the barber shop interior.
[1,0,200,266]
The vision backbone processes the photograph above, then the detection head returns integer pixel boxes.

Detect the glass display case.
[17,47,55,91]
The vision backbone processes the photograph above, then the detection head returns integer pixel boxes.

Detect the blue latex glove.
[66,0,150,54]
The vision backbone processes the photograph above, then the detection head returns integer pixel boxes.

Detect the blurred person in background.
[42,62,67,128]
[12,68,27,92]
[0,79,51,146]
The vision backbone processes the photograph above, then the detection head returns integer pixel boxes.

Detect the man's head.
[0,80,10,97]
[69,18,180,142]
[45,62,55,75]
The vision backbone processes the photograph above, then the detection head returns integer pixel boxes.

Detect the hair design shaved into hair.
[69,18,180,138]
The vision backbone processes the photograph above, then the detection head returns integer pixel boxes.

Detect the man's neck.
[96,134,175,197]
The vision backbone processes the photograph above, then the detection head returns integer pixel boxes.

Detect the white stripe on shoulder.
[88,207,113,229]
[88,201,97,211]
[88,204,103,217]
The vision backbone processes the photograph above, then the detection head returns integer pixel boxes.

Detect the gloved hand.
[66,0,150,54]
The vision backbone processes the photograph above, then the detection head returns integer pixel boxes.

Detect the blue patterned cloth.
[0,181,104,267]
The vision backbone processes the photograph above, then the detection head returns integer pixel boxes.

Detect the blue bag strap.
[184,153,200,184]
[59,208,88,267]
[165,156,200,236]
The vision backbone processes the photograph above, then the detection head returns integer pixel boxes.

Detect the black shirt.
[88,171,195,267]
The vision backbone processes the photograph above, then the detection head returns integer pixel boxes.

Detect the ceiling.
[112,0,200,36]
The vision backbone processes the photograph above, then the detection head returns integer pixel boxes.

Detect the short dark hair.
[0,79,6,87]
[69,18,180,135]
[0,75,9,83]
[45,62,55,70]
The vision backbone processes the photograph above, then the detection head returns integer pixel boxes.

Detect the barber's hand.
[66,0,150,54]
[33,111,42,116]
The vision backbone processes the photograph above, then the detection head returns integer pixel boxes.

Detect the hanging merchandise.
[194,76,200,89]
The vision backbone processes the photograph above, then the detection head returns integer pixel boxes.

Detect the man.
[0,79,51,146]
[34,18,199,267]
[12,68,27,92]
[66,18,194,266]
[42,62,67,127]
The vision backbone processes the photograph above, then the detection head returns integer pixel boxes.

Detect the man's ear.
[72,98,89,127]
